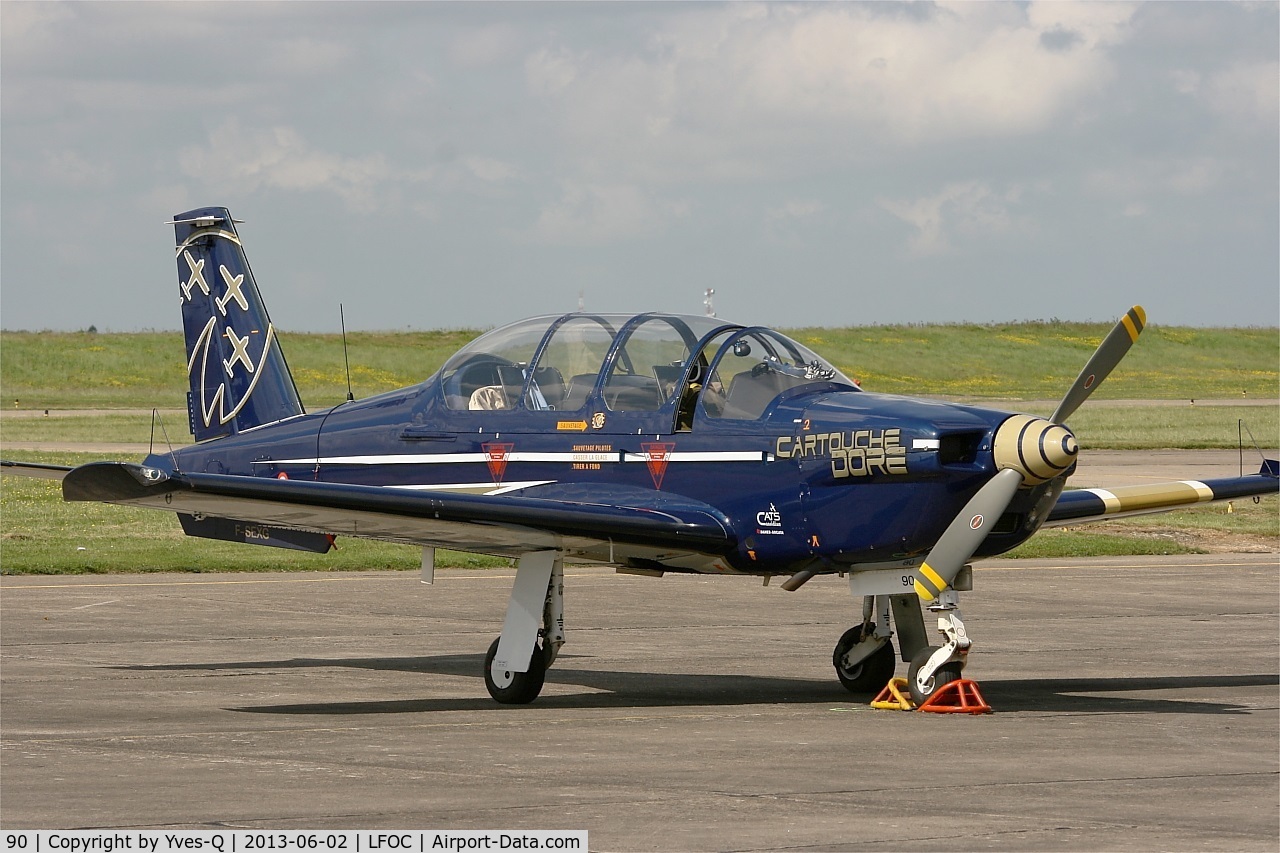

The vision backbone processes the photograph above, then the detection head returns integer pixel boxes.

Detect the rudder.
[172,207,304,441]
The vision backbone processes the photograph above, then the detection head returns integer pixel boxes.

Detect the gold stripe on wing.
[1086,488,1121,514]
[1102,481,1215,515]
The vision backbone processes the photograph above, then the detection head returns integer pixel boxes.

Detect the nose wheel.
[906,645,964,706]
[484,636,551,704]
[906,588,970,705]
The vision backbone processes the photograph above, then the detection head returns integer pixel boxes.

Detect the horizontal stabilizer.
[1,460,73,481]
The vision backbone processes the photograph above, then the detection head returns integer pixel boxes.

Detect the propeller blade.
[914,468,1023,602]
[1050,306,1146,424]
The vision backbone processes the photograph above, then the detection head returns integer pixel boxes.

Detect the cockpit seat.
[530,365,565,409]
[721,368,791,420]
[603,374,663,411]
[559,374,597,412]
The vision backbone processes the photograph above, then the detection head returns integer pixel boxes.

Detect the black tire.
[483,636,549,705]
[906,645,963,706]
[832,626,896,694]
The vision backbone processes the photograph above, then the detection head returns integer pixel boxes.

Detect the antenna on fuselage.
[340,303,355,403]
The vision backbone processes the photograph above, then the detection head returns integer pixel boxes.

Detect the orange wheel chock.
[870,677,915,711]
[917,678,993,714]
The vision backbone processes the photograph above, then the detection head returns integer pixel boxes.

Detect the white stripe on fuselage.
[254,450,768,467]
[387,480,555,495]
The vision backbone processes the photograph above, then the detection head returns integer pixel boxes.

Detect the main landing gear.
[832,595,897,693]
[483,551,565,704]
[832,567,974,704]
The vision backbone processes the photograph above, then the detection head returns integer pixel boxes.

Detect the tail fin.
[172,207,304,441]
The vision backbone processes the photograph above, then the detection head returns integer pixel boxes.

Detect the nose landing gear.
[908,588,970,706]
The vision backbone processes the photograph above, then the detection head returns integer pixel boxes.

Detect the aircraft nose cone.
[993,414,1079,485]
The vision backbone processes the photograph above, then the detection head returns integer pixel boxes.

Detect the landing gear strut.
[484,552,564,704]
[907,588,969,705]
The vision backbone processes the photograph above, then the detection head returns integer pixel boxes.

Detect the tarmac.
[2,553,1277,850]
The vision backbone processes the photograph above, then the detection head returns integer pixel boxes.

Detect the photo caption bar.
[3,832,588,853]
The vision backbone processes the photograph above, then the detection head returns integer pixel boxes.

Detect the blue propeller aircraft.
[5,207,1276,705]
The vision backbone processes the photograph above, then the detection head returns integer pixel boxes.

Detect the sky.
[2,1,1277,333]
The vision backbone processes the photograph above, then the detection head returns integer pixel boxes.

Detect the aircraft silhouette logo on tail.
[172,208,303,441]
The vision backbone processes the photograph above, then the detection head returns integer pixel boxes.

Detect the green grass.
[0,412,192,446]
[3,322,1276,411]
[0,329,478,410]
[1039,405,1278,450]
[1000,529,1200,558]
[1001,498,1278,558]
[791,323,1278,400]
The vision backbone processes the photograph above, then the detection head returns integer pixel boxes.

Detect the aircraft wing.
[1044,462,1278,526]
[58,461,736,559]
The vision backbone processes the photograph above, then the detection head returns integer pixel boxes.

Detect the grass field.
[2,322,1276,410]
[1,322,1275,573]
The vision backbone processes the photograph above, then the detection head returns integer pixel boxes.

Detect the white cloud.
[0,2,73,47]
[523,181,688,246]
[1085,157,1230,198]
[878,181,1027,255]
[463,156,517,184]
[1024,1,1134,49]
[177,120,402,212]
[1,2,1274,331]
[1204,60,1280,125]
[1169,59,1279,127]
[525,48,579,96]
[1169,69,1201,96]
[450,24,523,68]
[524,2,1139,182]
[769,200,826,221]
[260,37,354,77]
[38,150,115,190]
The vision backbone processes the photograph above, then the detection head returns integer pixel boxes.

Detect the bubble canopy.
[438,312,857,421]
